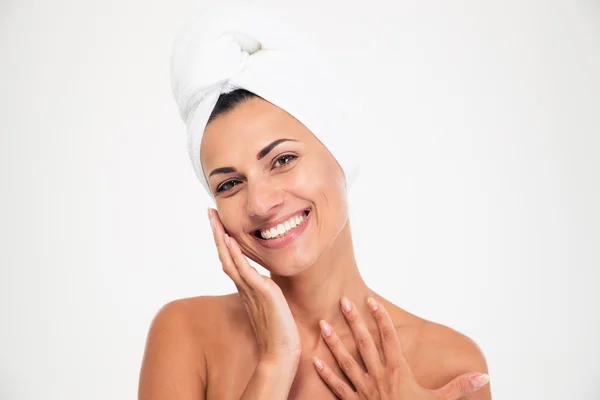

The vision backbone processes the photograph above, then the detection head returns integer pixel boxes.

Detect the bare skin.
[138,96,491,399]
[140,292,490,399]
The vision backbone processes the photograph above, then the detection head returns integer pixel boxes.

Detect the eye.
[215,154,297,195]
[273,154,297,168]
[216,180,241,194]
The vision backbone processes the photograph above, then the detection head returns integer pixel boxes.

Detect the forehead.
[200,96,314,168]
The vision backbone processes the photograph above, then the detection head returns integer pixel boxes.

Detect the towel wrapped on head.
[170,4,361,196]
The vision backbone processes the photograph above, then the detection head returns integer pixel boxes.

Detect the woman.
[139,7,491,400]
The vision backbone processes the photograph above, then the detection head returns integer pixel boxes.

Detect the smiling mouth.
[252,209,310,240]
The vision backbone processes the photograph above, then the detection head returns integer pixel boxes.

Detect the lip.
[251,210,311,249]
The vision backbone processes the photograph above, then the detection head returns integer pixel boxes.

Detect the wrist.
[258,355,299,378]
[240,357,299,400]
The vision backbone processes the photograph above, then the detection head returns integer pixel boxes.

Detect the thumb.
[433,372,490,400]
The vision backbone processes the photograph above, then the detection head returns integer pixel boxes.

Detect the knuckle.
[388,363,402,378]
[333,382,347,396]
[340,358,355,373]
[356,336,371,350]
[263,277,278,292]
[322,369,335,385]
[454,378,471,395]
[381,326,397,342]
[259,277,271,292]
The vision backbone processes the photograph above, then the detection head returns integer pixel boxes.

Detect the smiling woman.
[138,5,491,400]
[201,92,350,272]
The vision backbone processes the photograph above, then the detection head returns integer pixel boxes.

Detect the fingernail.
[312,356,323,371]
[319,320,332,337]
[341,296,351,312]
[224,234,230,247]
[470,373,490,388]
[367,297,379,312]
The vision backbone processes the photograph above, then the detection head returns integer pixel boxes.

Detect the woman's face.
[200,96,349,276]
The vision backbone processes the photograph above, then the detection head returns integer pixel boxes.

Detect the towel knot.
[220,31,262,56]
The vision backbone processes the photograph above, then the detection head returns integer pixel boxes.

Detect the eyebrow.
[208,138,298,178]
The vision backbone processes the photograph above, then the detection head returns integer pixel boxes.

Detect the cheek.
[217,207,243,236]
[310,154,347,199]
[298,155,348,220]
[294,152,343,187]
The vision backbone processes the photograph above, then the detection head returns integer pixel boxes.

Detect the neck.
[270,220,374,350]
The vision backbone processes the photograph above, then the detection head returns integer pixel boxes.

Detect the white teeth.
[259,211,307,240]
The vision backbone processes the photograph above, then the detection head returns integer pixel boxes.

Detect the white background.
[1,0,599,399]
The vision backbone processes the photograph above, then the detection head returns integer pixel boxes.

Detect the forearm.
[240,360,298,400]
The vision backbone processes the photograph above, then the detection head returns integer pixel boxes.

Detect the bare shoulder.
[143,294,244,350]
[375,298,490,398]
[138,294,239,400]
[409,320,490,396]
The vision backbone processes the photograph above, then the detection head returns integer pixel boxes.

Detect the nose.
[246,178,284,217]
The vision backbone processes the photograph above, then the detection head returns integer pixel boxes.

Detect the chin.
[261,251,320,277]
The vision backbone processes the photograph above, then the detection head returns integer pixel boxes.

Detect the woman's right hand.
[208,208,302,369]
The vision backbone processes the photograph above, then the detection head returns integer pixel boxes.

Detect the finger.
[208,208,248,291]
[340,297,384,376]
[433,372,490,400]
[318,320,368,394]
[312,356,358,400]
[227,234,270,291]
[366,297,409,373]
[212,210,266,292]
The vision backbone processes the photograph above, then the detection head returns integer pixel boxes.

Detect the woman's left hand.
[313,297,490,400]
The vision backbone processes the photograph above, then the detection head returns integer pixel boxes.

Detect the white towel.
[170,4,361,196]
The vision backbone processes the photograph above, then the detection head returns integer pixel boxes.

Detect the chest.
[206,353,347,400]
[204,329,374,400]
[201,307,423,399]
[288,361,346,400]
